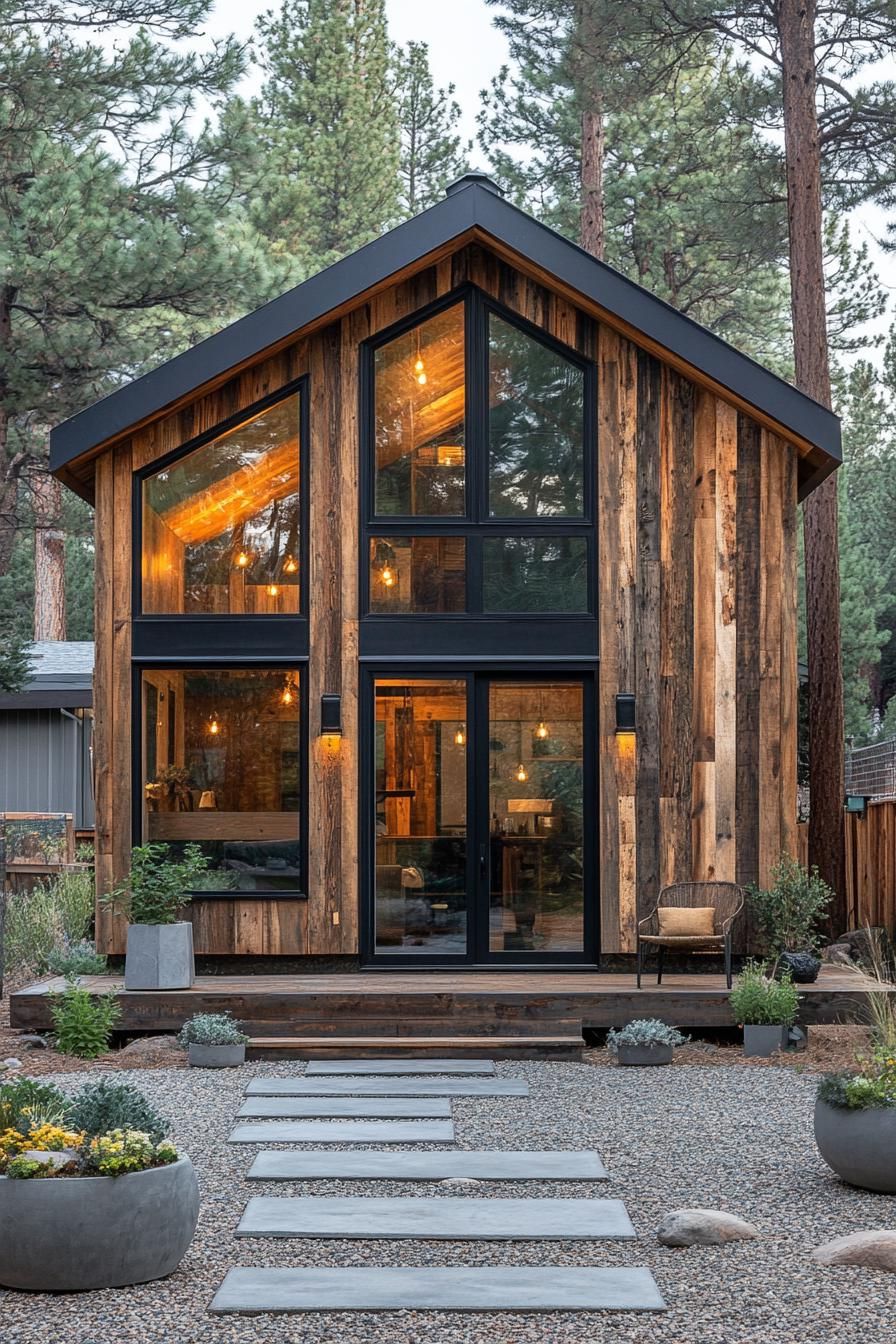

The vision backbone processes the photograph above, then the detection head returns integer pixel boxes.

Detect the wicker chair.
[636,881,745,989]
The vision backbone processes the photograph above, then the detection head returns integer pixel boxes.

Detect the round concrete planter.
[615,1042,674,1066]
[0,1155,199,1292]
[814,1098,896,1193]
[125,922,194,991]
[187,1042,246,1068]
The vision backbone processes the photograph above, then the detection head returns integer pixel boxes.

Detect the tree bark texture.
[778,0,846,927]
[32,469,66,641]
[580,101,605,260]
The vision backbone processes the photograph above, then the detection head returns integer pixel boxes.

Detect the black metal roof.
[50,175,841,479]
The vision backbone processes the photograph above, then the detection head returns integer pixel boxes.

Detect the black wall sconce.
[320,694,342,735]
[615,692,636,734]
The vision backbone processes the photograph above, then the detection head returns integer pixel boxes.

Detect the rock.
[118,1035,183,1062]
[17,1035,48,1050]
[812,1231,896,1272]
[657,1208,760,1247]
[823,943,854,967]
[2,1058,22,1071]
[20,1149,80,1172]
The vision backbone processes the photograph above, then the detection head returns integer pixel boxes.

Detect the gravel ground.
[2,1058,895,1344]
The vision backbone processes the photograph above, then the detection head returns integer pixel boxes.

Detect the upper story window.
[366,290,592,617]
[141,391,301,615]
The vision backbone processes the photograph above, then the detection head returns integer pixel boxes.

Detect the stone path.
[228,1119,456,1144]
[247,1149,609,1181]
[305,1059,496,1075]
[236,1195,636,1240]
[237,1097,452,1119]
[213,1061,666,1316]
[210,1266,666,1314]
[244,1076,528,1097]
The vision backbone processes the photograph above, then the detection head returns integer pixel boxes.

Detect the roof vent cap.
[445,171,505,198]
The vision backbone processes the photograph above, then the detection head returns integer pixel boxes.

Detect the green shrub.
[0,1078,70,1133]
[49,982,121,1058]
[45,938,107,977]
[104,842,210,925]
[729,961,800,1026]
[178,1011,249,1047]
[85,1129,179,1177]
[5,1156,51,1179]
[747,854,833,956]
[818,1070,896,1109]
[68,1079,168,1143]
[2,869,96,976]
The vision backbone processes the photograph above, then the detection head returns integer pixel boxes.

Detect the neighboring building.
[49,173,841,964]
[0,641,94,829]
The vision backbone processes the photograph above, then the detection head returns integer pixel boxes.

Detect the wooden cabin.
[50,172,841,970]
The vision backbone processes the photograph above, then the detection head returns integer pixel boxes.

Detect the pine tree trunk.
[580,101,605,260]
[778,0,845,929]
[32,469,66,641]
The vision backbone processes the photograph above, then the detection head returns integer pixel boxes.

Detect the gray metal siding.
[0,710,94,828]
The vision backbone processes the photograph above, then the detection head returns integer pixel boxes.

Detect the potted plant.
[748,854,833,983]
[179,1011,249,1067]
[104,842,211,991]
[729,961,800,1056]
[607,1019,688,1066]
[813,934,896,1192]
[0,1077,198,1291]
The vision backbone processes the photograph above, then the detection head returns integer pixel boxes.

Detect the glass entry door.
[368,674,593,963]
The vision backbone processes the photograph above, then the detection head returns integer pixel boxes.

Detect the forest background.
[1,0,896,750]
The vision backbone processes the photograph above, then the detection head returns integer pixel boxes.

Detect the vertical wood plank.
[736,414,761,913]
[659,368,694,886]
[635,350,662,918]
[758,430,784,884]
[109,441,133,953]
[778,437,799,865]
[714,401,739,881]
[92,452,115,951]
[691,390,717,879]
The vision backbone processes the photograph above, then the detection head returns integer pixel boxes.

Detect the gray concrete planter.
[615,1043,674,1066]
[188,1042,245,1068]
[0,1155,199,1291]
[125,922,194,991]
[742,1024,789,1057]
[814,1098,896,1193]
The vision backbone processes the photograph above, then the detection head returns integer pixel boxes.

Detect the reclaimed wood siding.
[598,346,799,951]
[92,239,799,957]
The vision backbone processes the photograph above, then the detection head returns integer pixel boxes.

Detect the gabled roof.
[50,174,841,499]
[0,641,94,710]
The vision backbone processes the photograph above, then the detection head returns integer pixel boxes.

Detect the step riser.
[247,1043,583,1061]
[239,1021,582,1038]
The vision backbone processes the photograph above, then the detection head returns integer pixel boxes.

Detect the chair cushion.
[657,906,716,937]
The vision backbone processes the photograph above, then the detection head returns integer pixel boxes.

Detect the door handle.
[479,844,488,878]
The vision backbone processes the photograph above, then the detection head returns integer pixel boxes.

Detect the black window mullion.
[467,289,488,525]
[467,534,483,614]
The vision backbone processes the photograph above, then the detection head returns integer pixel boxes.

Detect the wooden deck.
[10,966,884,1059]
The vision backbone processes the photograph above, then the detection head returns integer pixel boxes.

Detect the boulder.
[118,1035,183,1063]
[17,1034,48,1050]
[812,1231,896,1272]
[2,1057,22,1071]
[20,1149,80,1172]
[657,1208,760,1247]
[822,943,854,967]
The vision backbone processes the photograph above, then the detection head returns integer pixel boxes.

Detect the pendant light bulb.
[281,684,294,707]
[535,720,549,740]
[454,726,466,747]
[515,762,529,783]
[208,715,221,736]
[284,555,298,575]
[235,550,249,569]
[267,583,280,597]
[381,566,394,587]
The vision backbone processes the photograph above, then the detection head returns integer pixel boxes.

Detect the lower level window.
[141,667,302,893]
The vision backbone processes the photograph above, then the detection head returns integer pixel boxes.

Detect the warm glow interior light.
[208,716,221,736]
[267,584,280,597]
[454,726,466,746]
[437,444,464,468]
[381,566,395,587]
[515,762,529,783]
[283,556,298,575]
[281,685,295,706]
[534,721,549,740]
[235,550,250,569]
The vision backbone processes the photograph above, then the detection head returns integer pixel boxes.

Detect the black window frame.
[131,658,309,901]
[360,286,597,643]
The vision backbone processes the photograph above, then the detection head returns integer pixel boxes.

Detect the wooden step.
[246,1035,584,1061]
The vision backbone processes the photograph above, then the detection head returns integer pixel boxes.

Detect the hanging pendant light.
[208,713,221,736]
[280,677,296,707]
[534,720,549,740]
[454,725,466,747]
[515,761,529,783]
[234,550,250,570]
[283,555,298,575]
[267,583,280,598]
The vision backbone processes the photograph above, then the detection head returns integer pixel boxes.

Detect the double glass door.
[368,674,594,964]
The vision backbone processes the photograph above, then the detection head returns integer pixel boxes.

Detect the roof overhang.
[51,181,841,503]
[0,690,93,710]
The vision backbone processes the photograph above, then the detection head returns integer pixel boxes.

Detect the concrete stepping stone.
[247,1149,608,1182]
[306,1059,495,1075]
[237,1097,452,1120]
[236,1195,636,1240]
[228,1120,455,1145]
[245,1077,528,1098]
[210,1265,666,1314]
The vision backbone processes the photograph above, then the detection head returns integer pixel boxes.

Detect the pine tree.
[393,42,470,216]
[249,0,401,280]
[0,0,269,636]
[0,625,31,692]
